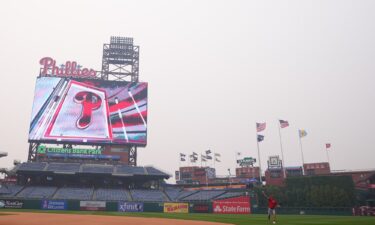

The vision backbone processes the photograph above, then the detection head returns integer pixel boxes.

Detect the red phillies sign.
[40,57,97,77]
[213,196,251,214]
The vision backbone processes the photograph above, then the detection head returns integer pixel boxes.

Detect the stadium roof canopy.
[15,162,169,179]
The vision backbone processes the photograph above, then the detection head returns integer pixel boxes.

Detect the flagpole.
[256,125,262,184]
[200,151,202,168]
[298,134,306,176]
[213,150,216,170]
[235,152,240,169]
[325,146,331,168]
[205,168,208,187]
[179,153,181,169]
[278,121,286,178]
[256,138,262,184]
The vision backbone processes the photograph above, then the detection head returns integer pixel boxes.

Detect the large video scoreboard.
[29,77,148,146]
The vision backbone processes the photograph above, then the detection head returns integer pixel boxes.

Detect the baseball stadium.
[0,36,374,225]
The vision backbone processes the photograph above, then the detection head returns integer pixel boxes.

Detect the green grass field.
[1,209,375,225]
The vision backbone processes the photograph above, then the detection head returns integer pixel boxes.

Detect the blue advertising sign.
[41,200,67,210]
[118,202,144,212]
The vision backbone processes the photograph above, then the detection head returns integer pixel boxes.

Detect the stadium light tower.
[101,36,139,82]
[101,36,140,166]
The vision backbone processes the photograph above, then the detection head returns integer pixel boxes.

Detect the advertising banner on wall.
[163,203,189,213]
[191,203,210,213]
[41,200,67,210]
[29,77,148,146]
[80,201,106,211]
[118,202,144,212]
[213,196,251,214]
[0,200,24,209]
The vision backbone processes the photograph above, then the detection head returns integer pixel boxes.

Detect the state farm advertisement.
[213,196,251,214]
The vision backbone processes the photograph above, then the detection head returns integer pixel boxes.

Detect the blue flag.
[257,134,264,142]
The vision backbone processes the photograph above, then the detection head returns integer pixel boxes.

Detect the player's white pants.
[268,208,276,216]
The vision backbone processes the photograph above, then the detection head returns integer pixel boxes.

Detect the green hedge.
[251,207,352,216]
[254,176,355,208]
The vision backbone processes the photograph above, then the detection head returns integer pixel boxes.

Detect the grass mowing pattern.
[0,209,374,225]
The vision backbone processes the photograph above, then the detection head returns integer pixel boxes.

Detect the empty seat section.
[165,188,181,201]
[214,192,244,199]
[54,187,93,200]
[130,189,167,202]
[17,186,57,199]
[95,188,130,201]
[176,190,198,200]
[182,190,226,201]
[0,185,23,197]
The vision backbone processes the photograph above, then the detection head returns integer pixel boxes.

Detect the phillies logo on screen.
[74,91,102,129]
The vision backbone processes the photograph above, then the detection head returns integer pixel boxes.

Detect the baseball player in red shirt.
[262,191,278,224]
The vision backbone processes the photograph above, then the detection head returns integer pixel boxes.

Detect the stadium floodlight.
[0,152,8,158]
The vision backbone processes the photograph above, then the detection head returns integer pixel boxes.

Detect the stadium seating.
[0,185,9,194]
[18,162,47,171]
[130,189,168,202]
[17,186,57,199]
[0,184,24,197]
[46,163,80,173]
[164,188,182,201]
[0,184,248,203]
[115,165,146,175]
[54,187,94,200]
[81,164,114,174]
[181,190,226,201]
[95,188,131,201]
[176,190,198,200]
[214,192,244,199]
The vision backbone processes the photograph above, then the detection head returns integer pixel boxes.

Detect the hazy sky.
[0,0,374,182]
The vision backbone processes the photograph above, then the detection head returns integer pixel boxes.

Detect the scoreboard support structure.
[28,37,141,166]
[27,143,39,162]
[101,36,140,166]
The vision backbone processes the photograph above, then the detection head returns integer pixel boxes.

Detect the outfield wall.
[0,198,353,216]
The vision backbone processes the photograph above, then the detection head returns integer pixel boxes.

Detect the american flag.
[326,143,331,149]
[279,120,289,128]
[256,122,266,132]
